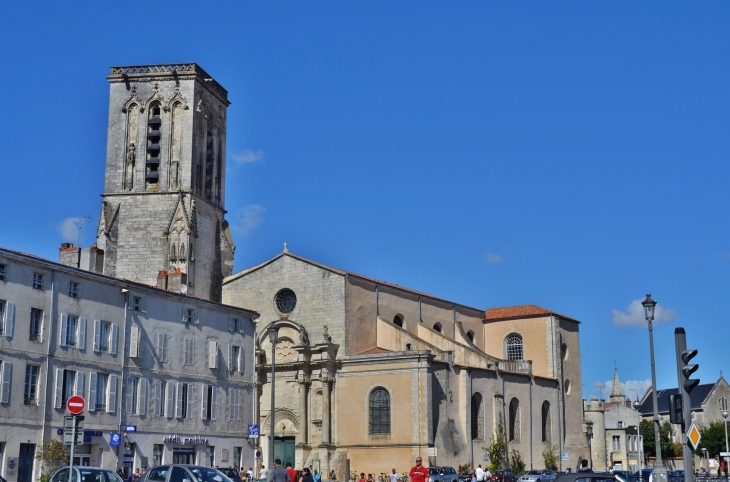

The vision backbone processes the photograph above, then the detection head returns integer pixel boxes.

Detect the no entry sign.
[67,395,86,415]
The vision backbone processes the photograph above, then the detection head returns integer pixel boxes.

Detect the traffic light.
[680,349,700,394]
[668,394,683,424]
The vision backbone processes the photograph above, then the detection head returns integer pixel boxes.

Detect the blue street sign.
[248,424,259,438]
[110,433,121,446]
[125,425,137,433]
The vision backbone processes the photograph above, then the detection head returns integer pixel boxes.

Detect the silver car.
[428,467,459,482]
[50,467,124,482]
[517,471,556,482]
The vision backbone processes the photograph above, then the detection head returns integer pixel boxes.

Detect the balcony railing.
[499,360,532,375]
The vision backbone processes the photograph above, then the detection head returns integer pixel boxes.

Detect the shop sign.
[248,425,259,438]
[110,433,121,447]
[163,435,209,445]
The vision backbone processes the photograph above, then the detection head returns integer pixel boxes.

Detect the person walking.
[132,468,142,482]
[389,469,399,482]
[475,466,484,482]
[260,466,268,479]
[298,468,315,482]
[409,458,428,482]
[314,469,322,482]
[578,460,593,473]
[358,473,367,482]
[329,470,337,482]
[268,459,291,482]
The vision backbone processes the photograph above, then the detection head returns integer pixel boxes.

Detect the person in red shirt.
[286,462,297,482]
[409,457,428,482]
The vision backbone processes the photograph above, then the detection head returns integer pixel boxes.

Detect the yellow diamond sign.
[688,422,702,449]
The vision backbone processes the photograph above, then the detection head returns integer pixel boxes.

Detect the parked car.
[611,472,632,480]
[517,471,556,482]
[141,465,233,482]
[428,467,459,482]
[490,471,515,482]
[634,469,652,481]
[458,473,472,482]
[50,467,124,482]
[217,469,242,482]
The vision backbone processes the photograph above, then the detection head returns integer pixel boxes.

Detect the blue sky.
[1,2,729,400]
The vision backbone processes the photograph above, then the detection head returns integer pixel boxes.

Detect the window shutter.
[75,372,85,397]
[0,361,11,404]
[194,310,200,324]
[130,327,140,358]
[54,368,64,408]
[88,372,97,412]
[4,302,14,338]
[208,341,217,369]
[228,345,233,372]
[59,314,68,347]
[239,348,244,373]
[166,382,174,417]
[93,320,101,352]
[111,323,119,355]
[228,387,233,420]
[0,304,5,334]
[163,334,169,362]
[157,333,165,361]
[78,318,87,350]
[228,318,234,332]
[107,374,117,413]
[201,385,208,420]
[154,380,162,416]
[175,382,182,418]
[182,307,188,322]
[235,388,241,421]
[138,378,147,416]
[126,377,134,414]
[140,297,147,313]
[211,387,218,421]
[187,383,195,419]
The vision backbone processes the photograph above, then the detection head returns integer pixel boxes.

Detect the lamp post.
[722,410,729,482]
[634,400,643,482]
[642,294,667,482]
[268,323,280,471]
[586,421,594,469]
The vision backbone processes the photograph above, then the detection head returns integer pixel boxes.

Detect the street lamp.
[586,422,594,469]
[634,400,643,482]
[722,410,729,482]
[642,294,667,482]
[268,323,280,471]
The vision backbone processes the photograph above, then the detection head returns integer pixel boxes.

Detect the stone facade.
[0,247,258,482]
[96,64,234,302]
[222,251,590,477]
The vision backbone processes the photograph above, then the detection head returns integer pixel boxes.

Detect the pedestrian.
[578,460,592,473]
[248,468,255,480]
[367,475,374,482]
[268,459,291,482]
[389,469,399,482]
[475,466,484,482]
[260,466,268,479]
[117,468,125,482]
[132,468,141,482]
[470,471,476,482]
[299,468,315,482]
[241,468,248,480]
[314,469,322,482]
[329,471,337,481]
[409,458,428,482]
[484,468,491,480]
[286,462,297,482]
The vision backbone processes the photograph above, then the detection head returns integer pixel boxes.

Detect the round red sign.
[67,395,85,414]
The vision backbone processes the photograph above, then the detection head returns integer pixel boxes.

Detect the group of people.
[266,459,331,482]
[469,465,492,482]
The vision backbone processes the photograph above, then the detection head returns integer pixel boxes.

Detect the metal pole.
[269,336,276,470]
[675,328,695,482]
[69,415,76,482]
[723,418,728,482]
[648,320,667,482]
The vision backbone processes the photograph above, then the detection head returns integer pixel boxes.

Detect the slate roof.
[637,383,715,415]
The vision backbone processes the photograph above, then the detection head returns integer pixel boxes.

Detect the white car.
[517,471,557,482]
[50,467,124,482]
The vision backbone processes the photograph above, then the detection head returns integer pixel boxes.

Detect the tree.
[35,440,69,476]
[483,424,508,472]
[509,450,526,475]
[542,445,559,471]
[695,421,729,458]
[640,420,677,459]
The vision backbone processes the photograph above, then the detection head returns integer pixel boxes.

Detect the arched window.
[509,397,520,442]
[369,388,391,434]
[541,401,551,443]
[433,323,442,333]
[506,335,524,361]
[471,393,484,440]
[393,315,403,328]
[467,330,475,342]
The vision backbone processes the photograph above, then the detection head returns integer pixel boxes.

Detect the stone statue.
[125,143,136,190]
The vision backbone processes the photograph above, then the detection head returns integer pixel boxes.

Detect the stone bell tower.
[96,64,235,301]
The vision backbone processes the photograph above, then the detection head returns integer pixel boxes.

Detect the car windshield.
[525,472,542,476]
[429,469,441,475]
[54,468,123,482]
[189,468,232,482]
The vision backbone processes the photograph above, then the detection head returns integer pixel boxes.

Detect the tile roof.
[484,304,580,323]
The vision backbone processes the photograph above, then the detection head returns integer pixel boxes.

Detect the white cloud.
[716,252,730,260]
[611,298,677,327]
[233,205,266,237]
[231,149,265,165]
[590,378,652,402]
[57,218,81,243]
[485,252,502,263]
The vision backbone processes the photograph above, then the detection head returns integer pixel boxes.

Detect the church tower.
[96,64,235,301]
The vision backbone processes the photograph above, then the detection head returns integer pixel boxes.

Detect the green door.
[274,437,296,467]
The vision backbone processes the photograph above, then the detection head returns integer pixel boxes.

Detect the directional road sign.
[67,395,85,415]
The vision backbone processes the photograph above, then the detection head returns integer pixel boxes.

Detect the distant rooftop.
[484,304,580,323]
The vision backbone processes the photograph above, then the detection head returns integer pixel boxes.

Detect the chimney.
[157,270,168,290]
[167,269,187,293]
[59,243,80,268]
